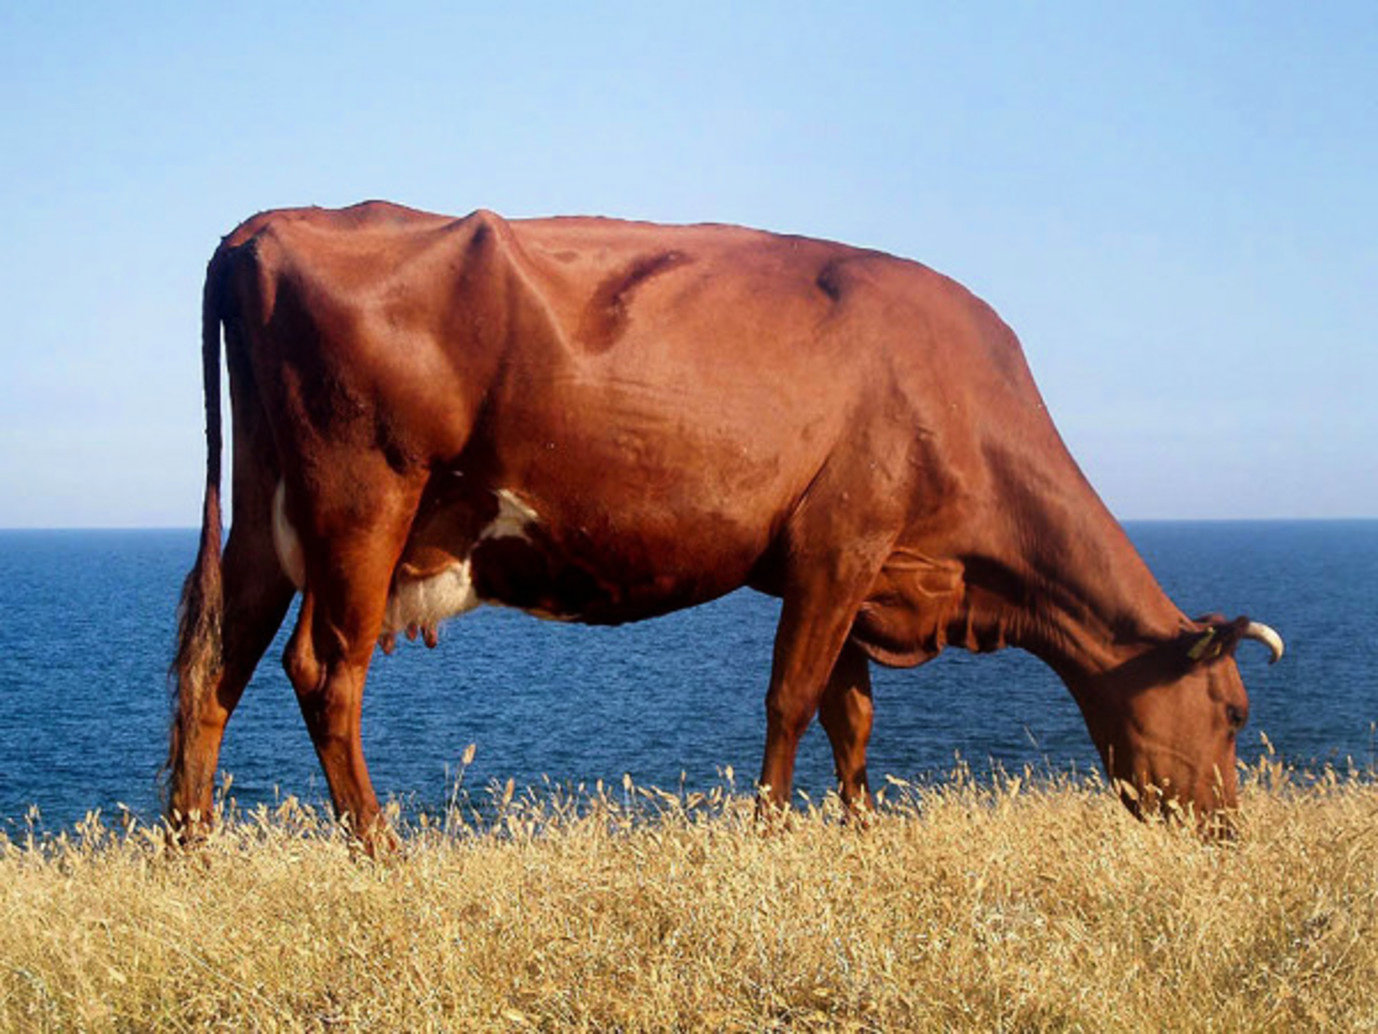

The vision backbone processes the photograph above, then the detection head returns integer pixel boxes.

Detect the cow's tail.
[166,245,229,792]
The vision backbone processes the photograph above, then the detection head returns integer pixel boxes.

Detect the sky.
[0,2,1373,526]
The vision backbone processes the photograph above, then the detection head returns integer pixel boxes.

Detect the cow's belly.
[383,485,763,640]
[274,471,774,648]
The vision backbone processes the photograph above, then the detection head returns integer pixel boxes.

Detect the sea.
[0,521,1374,832]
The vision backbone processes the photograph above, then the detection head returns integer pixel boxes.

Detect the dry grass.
[2,758,1376,1032]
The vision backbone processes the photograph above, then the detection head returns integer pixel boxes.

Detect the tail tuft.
[164,247,229,795]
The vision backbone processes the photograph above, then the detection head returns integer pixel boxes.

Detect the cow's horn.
[1243,621,1284,664]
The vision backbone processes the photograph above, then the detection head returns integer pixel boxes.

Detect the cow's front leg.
[817,639,875,815]
[756,469,898,817]
[758,580,877,813]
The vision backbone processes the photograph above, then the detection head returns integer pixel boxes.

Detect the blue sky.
[0,2,1373,525]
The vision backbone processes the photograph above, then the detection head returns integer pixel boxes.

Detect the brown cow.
[168,201,1282,845]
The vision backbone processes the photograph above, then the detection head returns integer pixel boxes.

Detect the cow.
[167,201,1283,847]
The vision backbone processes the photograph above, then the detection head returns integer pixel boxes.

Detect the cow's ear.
[1186,627,1221,663]
[1184,616,1249,665]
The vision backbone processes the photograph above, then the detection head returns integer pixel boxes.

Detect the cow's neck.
[957,488,1185,697]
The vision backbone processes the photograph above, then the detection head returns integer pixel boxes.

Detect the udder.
[379,546,480,652]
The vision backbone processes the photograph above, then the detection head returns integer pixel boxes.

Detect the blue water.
[0,522,1374,830]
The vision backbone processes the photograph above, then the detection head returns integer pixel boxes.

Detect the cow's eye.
[1225,704,1248,731]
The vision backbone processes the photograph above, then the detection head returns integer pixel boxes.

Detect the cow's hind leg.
[280,482,419,850]
[169,502,294,838]
[817,639,875,814]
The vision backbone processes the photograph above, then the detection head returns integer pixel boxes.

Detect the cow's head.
[1081,615,1283,830]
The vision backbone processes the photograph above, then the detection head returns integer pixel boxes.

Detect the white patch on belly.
[471,488,577,621]
[272,480,306,590]
[479,488,540,543]
[382,561,480,635]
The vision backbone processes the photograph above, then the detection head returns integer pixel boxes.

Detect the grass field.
[2,756,1375,1032]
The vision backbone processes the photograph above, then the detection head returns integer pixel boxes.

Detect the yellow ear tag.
[1187,628,1218,662]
